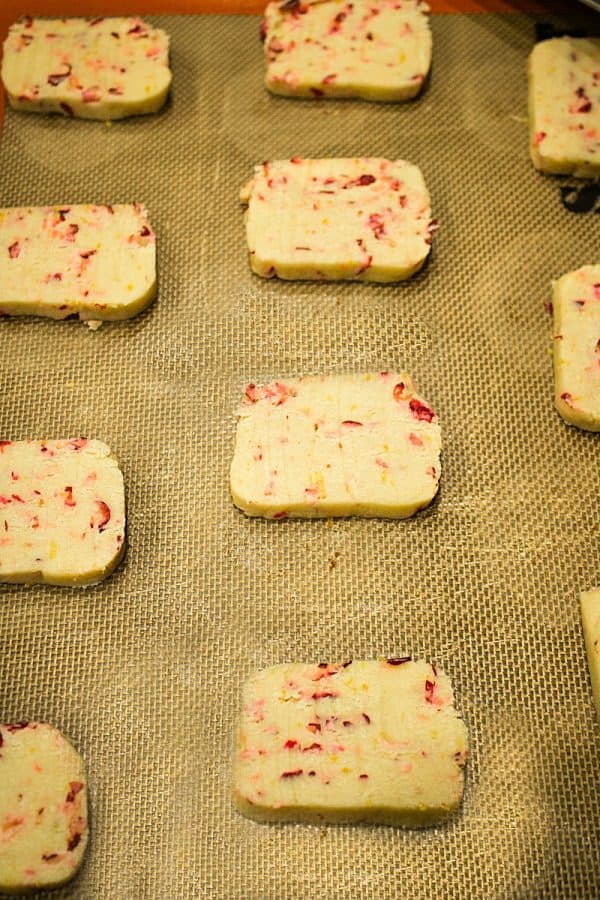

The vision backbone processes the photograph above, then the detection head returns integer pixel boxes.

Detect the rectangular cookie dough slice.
[0,722,88,895]
[552,264,600,432]
[1,16,171,120]
[581,589,600,719]
[528,37,600,177]
[263,0,431,101]
[0,204,156,323]
[232,658,468,826]
[241,158,435,282]
[230,372,441,519]
[0,438,125,586]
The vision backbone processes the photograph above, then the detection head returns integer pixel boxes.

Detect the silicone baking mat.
[0,10,599,899]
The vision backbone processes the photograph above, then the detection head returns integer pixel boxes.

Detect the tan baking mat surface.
[1,11,599,899]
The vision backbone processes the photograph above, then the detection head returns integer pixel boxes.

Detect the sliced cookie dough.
[581,589,600,719]
[262,0,431,101]
[1,16,171,120]
[0,722,88,894]
[241,157,435,282]
[552,264,600,432]
[0,204,156,323]
[232,658,468,826]
[528,37,600,177]
[230,372,441,518]
[0,438,125,586]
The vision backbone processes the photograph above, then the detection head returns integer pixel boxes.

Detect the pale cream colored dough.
[552,265,600,432]
[1,16,171,120]
[241,157,435,282]
[528,37,600,177]
[581,589,600,719]
[0,204,156,323]
[0,723,88,894]
[0,439,125,585]
[232,658,468,826]
[230,372,441,519]
[263,0,432,101]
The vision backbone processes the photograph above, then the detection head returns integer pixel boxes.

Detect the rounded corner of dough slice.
[230,372,441,519]
[0,204,156,322]
[580,588,600,719]
[1,16,172,120]
[242,158,434,283]
[0,721,88,895]
[528,37,600,177]
[232,657,467,827]
[0,438,126,586]
[263,0,431,103]
[552,264,600,432]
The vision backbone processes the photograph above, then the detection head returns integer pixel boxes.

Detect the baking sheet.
[0,11,599,899]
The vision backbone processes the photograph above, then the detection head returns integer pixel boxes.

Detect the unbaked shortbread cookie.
[0,722,88,894]
[241,158,435,282]
[0,204,156,323]
[230,372,441,518]
[1,16,171,120]
[552,265,600,432]
[528,37,600,177]
[262,0,431,101]
[0,438,125,585]
[232,658,468,826]
[581,589,600,719]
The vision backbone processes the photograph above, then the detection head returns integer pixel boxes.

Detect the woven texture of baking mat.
[0,10,599,899]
